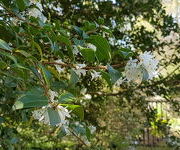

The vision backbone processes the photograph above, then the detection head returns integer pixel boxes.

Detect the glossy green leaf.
[0,61,7,69]
[15,50,32,58]
[86,127,91,140]
[32,41,43,60]
[0,39,12,51]
[119,48,134,58]
[107,65,122,85]
[48,108,62,126]
[79,47,95,62]
[39,64,52,87]
[61,104,84,120]
[69,69,79,86]
[58,35,74,59]
[0,51,17,63]
[101,71,111,87]
[58,92,75,103]
[16,0,26,11]
[89,35,111,62]
[73,26,89,39]
[13,87,48,110]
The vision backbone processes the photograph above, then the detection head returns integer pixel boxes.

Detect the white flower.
[54,59,65,74]
[28,2,47,22]
[125,58,143,83]
[74,64,87,77]
[76,64,86,69]
[139,51,159,79]
[48,90,58,102]
[32,104,71,129]
[115,77,125,86]
[90,70,101,80]
[89,126,96,134]
[84,94,92,99]
[72,45,80,55]
[87,43,97,51]
[124,51,159,83]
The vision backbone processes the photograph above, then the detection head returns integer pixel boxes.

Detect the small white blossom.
[48,90,58,102]
[28,2,47,22]
[124,51,159,83]
[84,94,92,99]
[33,89,71,132]
[87,43,97,51]
[89,126,96,134]
[91,70,101,80]
[115,77,125,86]
[125,58,143,83]
[139,51,159,79]
[72,45,80,55]
[54,59,65,74]
[33,104,71,128]
[74,64,87,77]
[80,88,87,95]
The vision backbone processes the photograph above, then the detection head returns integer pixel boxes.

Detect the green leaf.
[57,35,74,59]
[89,35,111,62]
[86,127,91,140]
[97,17,104,25]
[58,35,71,46]
[79,47,95,62]
[61,104,84,120]
[32,41,43,60]
[48,108,62,126]
[119,48,134,58]
[58,92,75,103]
[16,0,26,11]
[0,117,5,124]
[107,65,122,85]
[13,87,48,110]
[73,38,85,46]
[83,21,96,32]
[0,39,12,51]
[0,51,17,63]
[69,69,79,86]
[15,50,32,58]
[73,26,89,39]
[39,64,52,87]
[0,61,7,69]
[101,71,111,87]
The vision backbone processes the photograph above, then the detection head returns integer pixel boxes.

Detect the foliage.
[0,0,179,149]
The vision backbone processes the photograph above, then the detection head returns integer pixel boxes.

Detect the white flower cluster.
[54,51,158,87]
[33,90,71,133]
[28,1,47,22]
[124,51,159,83]
[54,59,101,80]
[73,64,87,77]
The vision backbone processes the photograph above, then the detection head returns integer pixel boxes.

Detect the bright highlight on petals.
[91,70,101,80]
[124,51,159,83]
[55,59,65,74]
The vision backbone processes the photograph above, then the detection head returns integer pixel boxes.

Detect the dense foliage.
[0,0,179,149]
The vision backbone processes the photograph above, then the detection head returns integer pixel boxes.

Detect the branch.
[69,128,88,146]
[43,61,125,70]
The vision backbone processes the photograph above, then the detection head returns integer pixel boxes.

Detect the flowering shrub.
[0,0,179,149]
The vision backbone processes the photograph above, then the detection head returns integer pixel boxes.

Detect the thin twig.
[43,61,125,70]
[69,128,88,146]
